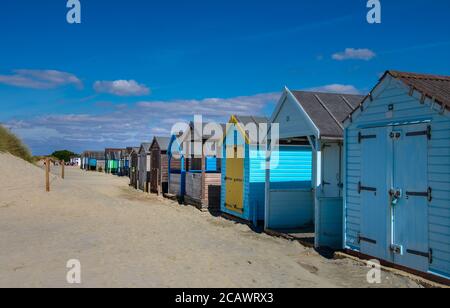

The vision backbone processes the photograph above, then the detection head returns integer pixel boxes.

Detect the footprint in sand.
[297,262,319,274]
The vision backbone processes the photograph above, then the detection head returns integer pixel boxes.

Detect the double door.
[359,123,430,272]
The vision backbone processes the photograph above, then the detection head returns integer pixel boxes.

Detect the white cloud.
[332,48,376,61]
[94,80,150,96]
[306,84,361,95]
[6,92,278,154]
[0,69,82,89]
[136,93,279,117]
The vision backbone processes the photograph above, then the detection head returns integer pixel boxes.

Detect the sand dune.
[0,153,423,288]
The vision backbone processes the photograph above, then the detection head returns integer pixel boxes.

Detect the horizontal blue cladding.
[249,149,266,183]
[250,146,312,184]
[206,157,217,171]
[271,147,312,184]
[88,159,97,167]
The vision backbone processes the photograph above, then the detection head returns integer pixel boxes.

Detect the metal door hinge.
[358,132,377,143]
[406,187,432,202]
[407,249,433,264]
[405,125,431,140]
[358,182,377,194]
[358,235,377,245]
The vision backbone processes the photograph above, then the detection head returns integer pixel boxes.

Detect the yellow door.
[225,145,244,214]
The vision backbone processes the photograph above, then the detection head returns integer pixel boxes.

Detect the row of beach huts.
[80,71,450,284]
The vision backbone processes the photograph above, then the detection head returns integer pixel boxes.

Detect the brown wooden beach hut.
[129,147,140,189]
[149,136,170,195]
[186,123,224,212]
[138,143,152,192]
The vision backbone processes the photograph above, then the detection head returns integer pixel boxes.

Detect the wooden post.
[45,158,50,192]
[201,152,206,204]
[61,161,65,179]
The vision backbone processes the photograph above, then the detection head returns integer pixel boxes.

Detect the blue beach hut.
[266,89,364,249]
[220,115,315,227]
[220,115,269,225]
[343,71,450,281]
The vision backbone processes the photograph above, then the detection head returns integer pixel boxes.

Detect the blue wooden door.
[392,124,430,272]
[360,127,393,262]
[321,143,341,198]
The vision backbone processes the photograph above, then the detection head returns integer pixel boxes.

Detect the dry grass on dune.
[0,125,33,162]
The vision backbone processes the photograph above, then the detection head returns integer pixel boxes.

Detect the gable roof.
[233,115,269,126]
[105,148,125,160]
[139,143,151,154]
[151,136,171,151]
[228,115,270,144]
[86,151,105,160]
[345,70,450,123]
[290,91,364,138]
[388,71,450,111]
[105,148,124,154]
[188,122,227,141]
[130,147,140,155]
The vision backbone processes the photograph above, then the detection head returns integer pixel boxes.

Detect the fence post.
[46,158,50,192]
[61,160,65,179]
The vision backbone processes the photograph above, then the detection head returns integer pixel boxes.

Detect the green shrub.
[51,150,78,162]
[0,125,33,162]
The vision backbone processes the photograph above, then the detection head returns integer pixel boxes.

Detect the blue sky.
[1,0,449,155]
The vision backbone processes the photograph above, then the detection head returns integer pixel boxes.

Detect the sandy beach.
[0,153,423,288]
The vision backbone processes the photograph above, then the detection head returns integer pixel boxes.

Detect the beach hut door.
[321,143,342,197]
[151,151,160,192]
[391,124,430,272]
[225,146,244,214]
[359,127,392,262]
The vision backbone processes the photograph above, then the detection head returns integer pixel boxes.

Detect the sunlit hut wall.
[220,115,272,226]
[343,71,450,281]
[183,122,225,212]
[266,89,363,249]
[149,136,170,195]
[137,143,152,192]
